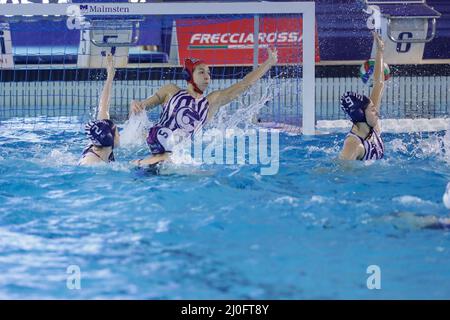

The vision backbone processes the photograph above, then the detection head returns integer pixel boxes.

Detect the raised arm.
[206,48,278,121]
[370,32,385,114]
[97,53,115,120]
[130,84,180,115]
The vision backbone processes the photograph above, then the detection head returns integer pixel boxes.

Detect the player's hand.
[266,47,278,66]
[130,100,145,114]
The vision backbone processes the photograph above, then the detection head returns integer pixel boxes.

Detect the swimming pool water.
[0,121,449,299]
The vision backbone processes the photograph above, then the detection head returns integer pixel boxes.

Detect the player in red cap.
[130,48,277,168]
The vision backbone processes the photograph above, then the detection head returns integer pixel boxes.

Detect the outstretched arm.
[97,53,115,120]
[370,32,385,114]
[206,48,278,121]
[131,152,170,167]
[130,84,180,115]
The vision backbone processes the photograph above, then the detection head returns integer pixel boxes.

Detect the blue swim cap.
[340,92,371,123]
[84,119,116,148]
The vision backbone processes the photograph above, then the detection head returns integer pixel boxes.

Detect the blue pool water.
[0,120,449,299]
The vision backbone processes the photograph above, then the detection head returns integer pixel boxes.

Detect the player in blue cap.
[339,32,386,161]
[79,53,120,165]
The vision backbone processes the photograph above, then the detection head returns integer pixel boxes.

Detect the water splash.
[168,79,276,166]
[208,79,274,131]
[413,132,449,163]
[119,111,153,148]
[386,130,450,163]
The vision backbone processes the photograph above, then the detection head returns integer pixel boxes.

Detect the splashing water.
[210,80,274,131]
[385,129,450,164]
[413,131,449,163]
[119,111,153,148]
[168,79,276,166]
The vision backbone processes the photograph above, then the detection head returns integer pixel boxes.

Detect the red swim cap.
[184,58,206,94]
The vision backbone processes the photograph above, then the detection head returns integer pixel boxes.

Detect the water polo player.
[130,48,278,167]
[79,53,120,165]
[339,32,386,161]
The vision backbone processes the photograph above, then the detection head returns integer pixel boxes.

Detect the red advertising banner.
[175,17,320,65]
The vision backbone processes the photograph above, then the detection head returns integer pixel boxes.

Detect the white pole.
[302,2,316,135]
[253,14,259,70]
